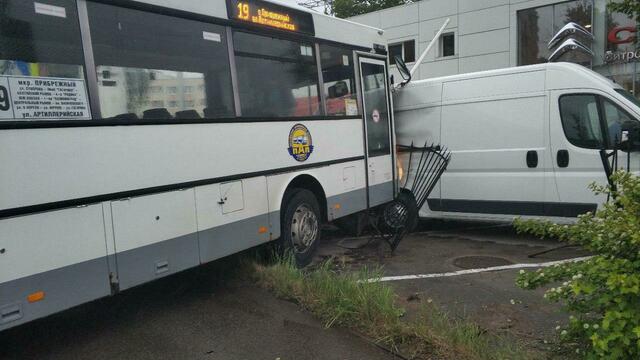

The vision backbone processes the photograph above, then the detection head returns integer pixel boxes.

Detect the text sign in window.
[0,75,90,120]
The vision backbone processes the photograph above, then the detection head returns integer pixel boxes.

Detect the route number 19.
[237,2,250,20]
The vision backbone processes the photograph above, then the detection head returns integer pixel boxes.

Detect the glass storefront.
[517,0,640,99]
[601,8,640,97]
[517,0,593,65]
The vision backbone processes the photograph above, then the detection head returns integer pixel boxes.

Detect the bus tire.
[280,189,321,267]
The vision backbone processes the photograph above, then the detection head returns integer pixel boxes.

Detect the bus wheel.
[281,189,321,267]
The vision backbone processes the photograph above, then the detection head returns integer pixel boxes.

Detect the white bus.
[0,0,397,330]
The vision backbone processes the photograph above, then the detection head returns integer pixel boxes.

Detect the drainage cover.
[453,256,513,269]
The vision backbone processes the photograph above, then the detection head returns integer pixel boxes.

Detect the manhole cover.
[453,256,514,269]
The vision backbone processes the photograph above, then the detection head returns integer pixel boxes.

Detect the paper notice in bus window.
[34,2,67,18]
[203,31,221,42]
[342,55,350,66]
[0,75,91,121]
[300,45,313,57]
[345,99,358,116]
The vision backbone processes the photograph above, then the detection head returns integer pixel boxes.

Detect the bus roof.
[129,0,385,49]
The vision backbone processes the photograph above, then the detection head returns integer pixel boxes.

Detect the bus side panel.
[266,159,368,239]
[110,190,199,291]
[0,205,110,331]
[0,121,365,214]
[196,176,271,264]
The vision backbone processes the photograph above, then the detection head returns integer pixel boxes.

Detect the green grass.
[252,256,535,360]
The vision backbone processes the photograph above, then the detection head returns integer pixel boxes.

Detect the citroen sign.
[547,22,594,63]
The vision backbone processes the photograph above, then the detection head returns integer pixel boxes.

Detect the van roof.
[406,62,622,92]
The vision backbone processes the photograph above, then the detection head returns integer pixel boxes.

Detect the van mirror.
[394,55,412,83]
[619,121,640,152]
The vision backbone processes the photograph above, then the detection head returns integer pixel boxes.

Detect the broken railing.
[377,142,451,251]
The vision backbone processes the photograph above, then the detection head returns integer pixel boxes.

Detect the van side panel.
[438,94,547,215]
[442,71,545,101]
[394,82,443,212]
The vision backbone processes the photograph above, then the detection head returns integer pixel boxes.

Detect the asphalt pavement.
[320,219,589,354]
[1,219,586,359]
[0,259,395,360]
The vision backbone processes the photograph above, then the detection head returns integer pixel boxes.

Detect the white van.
[394,62,640,222]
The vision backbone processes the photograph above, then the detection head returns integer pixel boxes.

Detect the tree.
[515,172,640,359]
[302,0,409,19]
[608,0,640,21]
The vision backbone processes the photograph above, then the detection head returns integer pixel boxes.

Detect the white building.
[349,0,640,96]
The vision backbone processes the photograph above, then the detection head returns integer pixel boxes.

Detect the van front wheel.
[281,189,321,267]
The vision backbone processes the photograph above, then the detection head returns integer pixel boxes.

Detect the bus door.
[357,55,395,207]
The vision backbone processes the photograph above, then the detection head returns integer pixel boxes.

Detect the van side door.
[548,90,632,215]
[438,93,547,217]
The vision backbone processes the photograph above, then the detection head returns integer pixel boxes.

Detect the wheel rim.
[290,203,318,253]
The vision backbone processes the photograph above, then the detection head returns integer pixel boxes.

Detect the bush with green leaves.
[514,171,640,359]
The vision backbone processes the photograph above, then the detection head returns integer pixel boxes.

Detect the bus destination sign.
[227,0,315,35]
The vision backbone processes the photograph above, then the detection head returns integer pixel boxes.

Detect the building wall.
[349,0,610,80]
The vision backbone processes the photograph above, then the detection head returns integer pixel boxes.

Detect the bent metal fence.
[378,142,451,251]
[399,143,451,211]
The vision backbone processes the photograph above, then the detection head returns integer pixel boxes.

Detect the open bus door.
[356,54,396,208]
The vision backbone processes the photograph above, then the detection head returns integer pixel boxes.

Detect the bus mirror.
[619,121,640,152]
[394,55,411,83]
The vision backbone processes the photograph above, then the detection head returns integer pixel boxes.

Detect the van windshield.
[615,89,640,108]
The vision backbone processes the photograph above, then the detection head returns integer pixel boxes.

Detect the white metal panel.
[196,176,269,230]
[459,52,510,74]
[266,159,366,213]
[442,70,545,102]
[130,0,228,19]
[458,5,509,35]
[0,120,364,211]
[442,96,545,150]
[458,28,509,58]
[385,24,419,42]
[347,12,382,29]
[111,189,198,252]
[367,156,394,186]
[380,3,419,28]
[220,181,244,214]
[395,107,441,146]
[418,57,459,79]
[458,0,508,14]
[440,95,546,202]
[394,81,442,111]
[313,15,385,49]
[343,166,356,191]
[418,0,458,21]
[0,205,107,283]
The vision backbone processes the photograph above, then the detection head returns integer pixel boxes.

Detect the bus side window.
[87,3,235,120]
[232,31,320,118]
[0,0,89,121]
[319,45,360,116]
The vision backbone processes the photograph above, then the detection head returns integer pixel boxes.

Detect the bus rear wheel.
[281,189,321,267]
